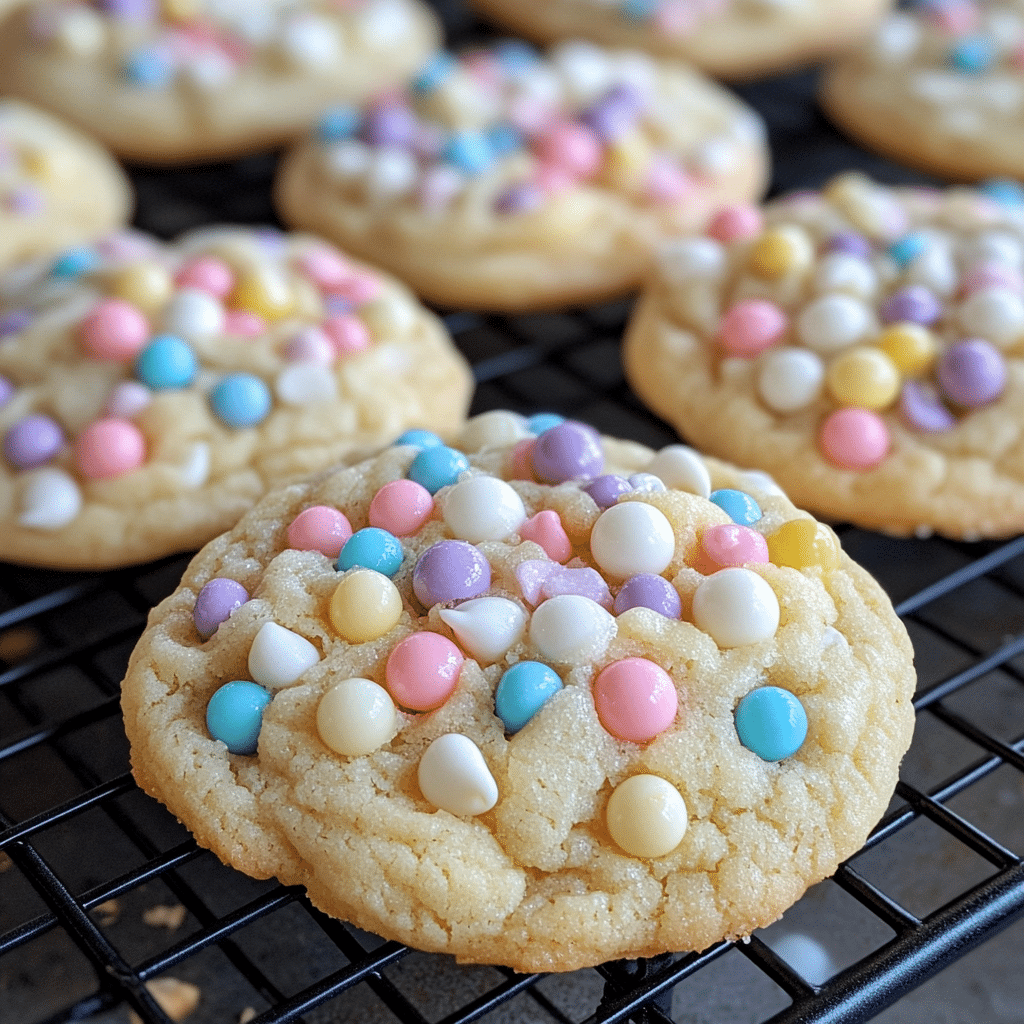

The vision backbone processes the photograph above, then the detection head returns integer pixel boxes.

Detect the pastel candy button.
[585,474,632,508]
[369,479,434,536]
[530,420,604,483]
[796,294,872,352]
[74,418,146,478]
[643,445,711,498]
[18,469,82,529]
[248,621,320,689]
[717,299,787,357]
[734,686,808,761]
[442,475,526,542]
[756,348,824,413]
[393,428,444,449]
[495,661,562,732]
[701,523,769,569]
[337,527,403,576]
[287,506,352,557]
[193,577,249,638]
[135,334,198,390]
[176,255,235,297]
[692,567,779,648]
[408,444,470,493]
[819,409,890,470]
[529,594,616,663]
[317,677,396,756]
[385,632,463,711]
[413,541,491,607]
[590,501,675,579]
[4,414,64,469]
[594,657,677,743]
[163,288,226,341]
[418,733,498,816]
[210,373,272,427]
[766,519,840,571]
[709,489,761,525]
[606,774,687,858]
[613,574,680,617]
[206,680,272,756]
[80,298,150,359]
[329,569,403,643]
[936,339,1006,409]
[439,596,526,663]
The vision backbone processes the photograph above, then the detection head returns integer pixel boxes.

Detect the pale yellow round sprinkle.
[329,570,403,643]
[606,775,687,859]
[826,346,901,410]
[878,323,937,377]
[748,225,813,280]
[109,263,174,312]
[317,677,397,756]
[231,268,295,321]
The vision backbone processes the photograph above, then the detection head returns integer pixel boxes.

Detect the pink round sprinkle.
[287,505,352,557]
[385,632,464,711]
[369,479,434,536]
[323,315,370,355]
[533,164,575,195]
[74,418,146,479]
[819,408,890,470]
[80,299,150,360]
[644,157,693,205]
[701,523,769,569]
[707,204,763,243]
[176,256,235,298]
[105,381,152,418]
[508,438,536,480]
[961,263,1024,295]
[717,299,788,357]
[655,0,696,34]
[299,247,352,291]
[533,123,602,179]
[519,509,572,563]
[285,327,335,364]
[593,657,678,743]
[223,310,266,337]
[329,272,381,305]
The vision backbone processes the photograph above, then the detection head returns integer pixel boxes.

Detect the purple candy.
[323,295,355,316]
[193,578,249,639]
[361,104,418,148]
[0,376,12,408]
[613,573,681,618]
[494,182,543,215]
[7,185,44,215]
[413,540,491,607]
[937,339,1006,409]
[581,84,643,141]
[531,420,604,484]
[899,381,956,433]
[824,231,872,260]
[585,474,632,508]
[879,285,940,326]
[3,413,63,468]
[98,0,157,19]
[0,309,31,338]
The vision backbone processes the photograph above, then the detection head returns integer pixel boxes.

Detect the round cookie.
[821,0,1024,181]
[0,100,132,272]
[121,411,915,972]
[0,0,440,164]
[469,0,889,82]
[624,174,1024,539]
[0,226,472,569]
[274,41,769,311]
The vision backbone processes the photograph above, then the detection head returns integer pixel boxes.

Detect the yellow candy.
[317,678,397,756]
[602,134,651,192]
[329,569,403,643]
[826,346,901,410]
[606,775,687,859]
[767,519,840,571]
[19,146,60,181]
[109,262,174,311]
[748,225,814,280]
[230,268,295,321]
[878,323,937,376]
[162,0,202,20]
[822,172,873,209]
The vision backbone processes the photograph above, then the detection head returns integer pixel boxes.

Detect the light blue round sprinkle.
[887,233,928,268]
[443,131,493,175]
[135,335,198,390]
[124,48,175,88]
[393,428,444,450]
[206,680,272,755]
[527,413,564,435]
[619,0,658,21]
[210,373,272,428]
[949,36,994,74]
[412,52,457,93]
[315,106,360,143]
[488,123,524,157]
[709,489,762,525]
[337,527,404,576]
[495,662,562,733]
[979,179,1024,206]
[408,445,469,494]
[735,686,808,762]
[51,247,99,279]
[493,40,539,70]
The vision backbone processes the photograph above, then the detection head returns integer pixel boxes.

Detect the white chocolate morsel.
[957,287,1024,347]
[643,445,711,498]
[658,238,726,283]
[590,502,675,579]
[796,294,874,352]
[757,348,825,413]
[162,288,227,342]
[812,253,878,299]
[628,472,666,493]
[418,733,498,816]
[177,442,211,488]
[278,16,339,70]
[317,677,397,756]
[606,774,687,859]
[248,621,321,689]
[457,410,530,450]
[441,476,527,543]
[528,594,616,664]
[55,7,105,56]
[18,469,83,529]
[439,597,526,663]
[692,567,780,648]
[275,362,339,405]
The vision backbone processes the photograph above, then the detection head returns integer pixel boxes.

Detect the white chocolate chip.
[163,289,226,342]
[418,733,498,816]
[248,622,320,689]
[18,469,82,530]
[957,286,1024,346]
[590,501,676,578]
[439,597,527,663]
[757,347,824,413]
[796,294,874,352]
[278,16,339,70]
[644,445,712,498]
[441,476,526,542]
[275,362,338,405]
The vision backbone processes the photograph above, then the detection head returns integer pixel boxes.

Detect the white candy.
[658,238,725,282]
[366,147,419,201]
[356,0,412,46]
[643,445,711,498]
[248,622,320,689]
[691,137,736,175]
[757,348,825,413]
[441,476,526,542]
[870,14,920,63]
[18,469,82,530]
[551,40,611,103]
[821,626,848,651]
[529,594,616,663]
[105,381,153,418]
[737,469,784,498]
[692,568,780,648]
[439,597,526,663]
[317,677,396,757]
[812,253,877,299]
[770,933,836,986]
[279,16,339,69]
[418,733,498,816]
[232,6,276,43]
[628,473,666,494]
[962,230,1024,269]
[163,288,226,342]
[590,501,675,579]
[55,7,104,56]
[906,244,957,296]
[177,442,210,488]
[275,362,338,406]
[957,286,1024,346]
[457,411,530,451]
[185,51,235,91]
[325,140,372,179]
[796,294,873,352]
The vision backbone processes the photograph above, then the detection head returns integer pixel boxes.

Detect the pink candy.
[385,631,464,711]
[593,657,678,743]
[80,299,150,360]
[644,157,693,205]
[707,204,763,243]
[176,256,235,298]
[328,272,381,304]
[819,408,890,470]
[717,300,788,357]
[508,438,536,480]
[701,523,769,569]
[224,310,266,337]
[515,560,612,608]
[299,247,352,291]
[323,315,370,355]
[519,510,571,562]
[369,479,434,536]
[961,263,1024,295]
[74,418,146,479]
[285,327,335,364]
[533,124,602,179]
[287,505,352,557]
[533,164,575,195]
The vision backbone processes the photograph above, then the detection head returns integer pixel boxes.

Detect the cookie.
[0,0,440,164]
[121,411,915,972]
[623,175,1024,538]
[820,0,1024,181]
[0,226,472,569]
[469,0,889,82]
[274,41,768,311]
[0,99,132,272]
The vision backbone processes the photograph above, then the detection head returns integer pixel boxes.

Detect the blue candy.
[492,40,539,71]
[393,428,444,450]
[979,179,1024,206]
[210,373,272,427]
[135,335,198,390]
[443,131,493,175]
[527,412,564,435]
[412,52,457,93]
[619,0,658,21]
[315,105,360,143]
[735,686,808,762]
[949,35,995,74]
[710,489,762,526]
[337,527,404,576]
[408,445,470,493]
[123,48,175,88]
[51,247,99,279]
[206,680,272,755]
[887,233,928,268]
[495,661,562,733]
[488,123,524,157]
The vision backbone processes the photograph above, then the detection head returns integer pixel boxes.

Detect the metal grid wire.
[5,21,1024,1024]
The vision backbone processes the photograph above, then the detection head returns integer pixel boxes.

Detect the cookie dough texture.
[821,2,1024,180]
[0,100,131,271]
[0,0,440,163]
[275,42,768,311]
[470,0,889,81]
[122,414,915,972]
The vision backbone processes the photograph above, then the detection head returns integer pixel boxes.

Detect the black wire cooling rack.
[6,8,1024,1023]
